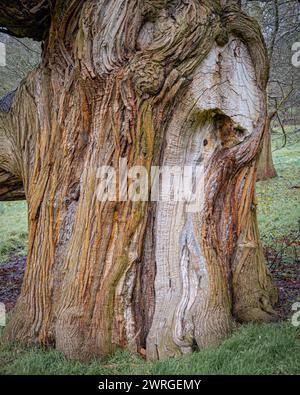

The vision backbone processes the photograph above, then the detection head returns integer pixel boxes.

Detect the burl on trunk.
[0,0,277,361]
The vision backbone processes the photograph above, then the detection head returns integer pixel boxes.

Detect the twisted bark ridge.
[0,0,278,360]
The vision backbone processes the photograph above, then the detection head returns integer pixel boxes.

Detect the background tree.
[243,0,300,180]
[0,0,277,361]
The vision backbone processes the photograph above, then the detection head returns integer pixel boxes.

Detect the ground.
[0,133,299,374]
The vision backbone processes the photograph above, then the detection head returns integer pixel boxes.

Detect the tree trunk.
[0,0,278,361]
[257,127,277,181]
[245,0,277,182]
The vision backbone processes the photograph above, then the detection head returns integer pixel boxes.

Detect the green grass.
[0,323,299,375]
[256,138,300,263]
[0,136,298,264]
[0,201,28,262]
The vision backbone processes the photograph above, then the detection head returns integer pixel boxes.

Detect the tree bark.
[0,0,278,361]
[257,127,277,181]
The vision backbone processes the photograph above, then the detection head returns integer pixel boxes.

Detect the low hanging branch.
[0,91,25,200]
[0,170,24,201]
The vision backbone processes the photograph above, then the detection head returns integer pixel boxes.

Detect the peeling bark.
[0,0,277,361]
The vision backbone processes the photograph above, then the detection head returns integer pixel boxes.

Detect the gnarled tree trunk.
[0,0,277,361]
